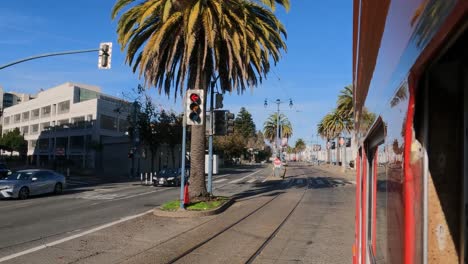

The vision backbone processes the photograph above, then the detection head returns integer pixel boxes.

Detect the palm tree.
[112,0,289,198]
[337,85,353,121]
[294,138,306,161]
[263,113,293,143]
[317,111,343,164]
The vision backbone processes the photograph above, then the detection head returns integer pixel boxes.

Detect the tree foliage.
[0,128,27,155]
[234,107,256,139]
[263,113,293,143]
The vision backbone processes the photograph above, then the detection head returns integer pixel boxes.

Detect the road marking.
[214,173,230,179]
[88,188,170,206]
[213,179,227,183]
[229,170,263,184]
[0,210,153,263]
[247,178,256,183]
[261,177,269,183]
[0,201,36,210]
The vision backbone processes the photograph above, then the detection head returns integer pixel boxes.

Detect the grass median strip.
[161,197,229,211]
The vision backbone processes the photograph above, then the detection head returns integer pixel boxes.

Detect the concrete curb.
[153,198,235,218]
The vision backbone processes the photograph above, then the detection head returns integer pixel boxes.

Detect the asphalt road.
[0,165,270,260]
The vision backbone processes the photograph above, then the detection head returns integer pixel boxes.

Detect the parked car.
[153,169,181,186]
[0,163,11,178]
[153,168,190,187]
[0,169,66,199]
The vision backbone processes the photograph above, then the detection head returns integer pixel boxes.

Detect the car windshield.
[5,172,33,181]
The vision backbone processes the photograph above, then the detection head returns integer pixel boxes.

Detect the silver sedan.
[0,170,66,199]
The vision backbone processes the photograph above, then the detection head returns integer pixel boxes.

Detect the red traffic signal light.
[190,93,200,103]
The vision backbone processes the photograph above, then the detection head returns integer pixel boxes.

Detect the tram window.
[365,119,386,263]
[375,145,388,263]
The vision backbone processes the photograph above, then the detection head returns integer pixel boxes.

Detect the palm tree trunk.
[189,63,208,199]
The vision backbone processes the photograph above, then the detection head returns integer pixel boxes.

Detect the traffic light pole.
[207,79,217,195]
[0,49,99,70]
[180,106,187,209]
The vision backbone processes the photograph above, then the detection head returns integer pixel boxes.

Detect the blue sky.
[0,0,352,147]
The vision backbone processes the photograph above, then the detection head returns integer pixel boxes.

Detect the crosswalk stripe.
[213,179,227,183]
[247,178,256,183]
[229,170,262,184]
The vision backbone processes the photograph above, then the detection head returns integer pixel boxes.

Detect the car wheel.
[18,187,29,200]
[54,183,63,195]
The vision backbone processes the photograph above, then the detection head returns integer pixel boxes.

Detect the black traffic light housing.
[214,110,227,135]
[226,111,235,135]
[215,94,223,109]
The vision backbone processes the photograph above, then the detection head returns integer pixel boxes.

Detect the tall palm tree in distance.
[263,113,293,143]
[112,0,289,198]
[294,138,306,161]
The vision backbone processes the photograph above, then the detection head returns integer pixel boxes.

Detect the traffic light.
[214,110,226,135]
[226,111,235,135]
[346,138,351,147]
[186,89,204,125]
[98,42,112,69]
[215,94,223,109]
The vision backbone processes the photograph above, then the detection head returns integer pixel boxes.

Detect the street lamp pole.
[264,98,293,166]
[275,99,281,158]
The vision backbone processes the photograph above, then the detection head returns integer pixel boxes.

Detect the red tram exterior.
[353,1,468,263]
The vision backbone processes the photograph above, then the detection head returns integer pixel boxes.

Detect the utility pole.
[264,98,293,175]
[207,75,220,195]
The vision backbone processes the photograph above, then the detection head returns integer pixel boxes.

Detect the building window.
[70,136,84,150]
[119,119,129,132]
[31,109,40,120]
[38,139,49,151]
[3,116,10,125]
[40,122,50,132]
[13,114,21,123]
[21,126,29,135]
[22,112,29,121]
[41,106,51,117]
[58,100,70,114]
[57,119,69,126]
[31,124,39,134]
[72,116,85,123]
[100,114,117,131]
[78,88,99,102]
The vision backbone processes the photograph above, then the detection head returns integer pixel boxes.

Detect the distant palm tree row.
[317,85,375,165]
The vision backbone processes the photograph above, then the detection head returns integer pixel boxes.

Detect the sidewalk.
[2,165,355,264]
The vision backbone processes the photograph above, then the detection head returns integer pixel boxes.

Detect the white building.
[1,82,130,169]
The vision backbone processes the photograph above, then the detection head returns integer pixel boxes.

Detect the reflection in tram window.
[375,145,388,263]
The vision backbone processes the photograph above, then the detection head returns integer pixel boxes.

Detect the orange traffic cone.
[183,184,190,206]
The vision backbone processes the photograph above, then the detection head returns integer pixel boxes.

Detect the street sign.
[55,148,65,156]
[274,158,281,167]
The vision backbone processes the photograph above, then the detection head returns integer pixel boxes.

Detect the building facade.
[1,82,130,169]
